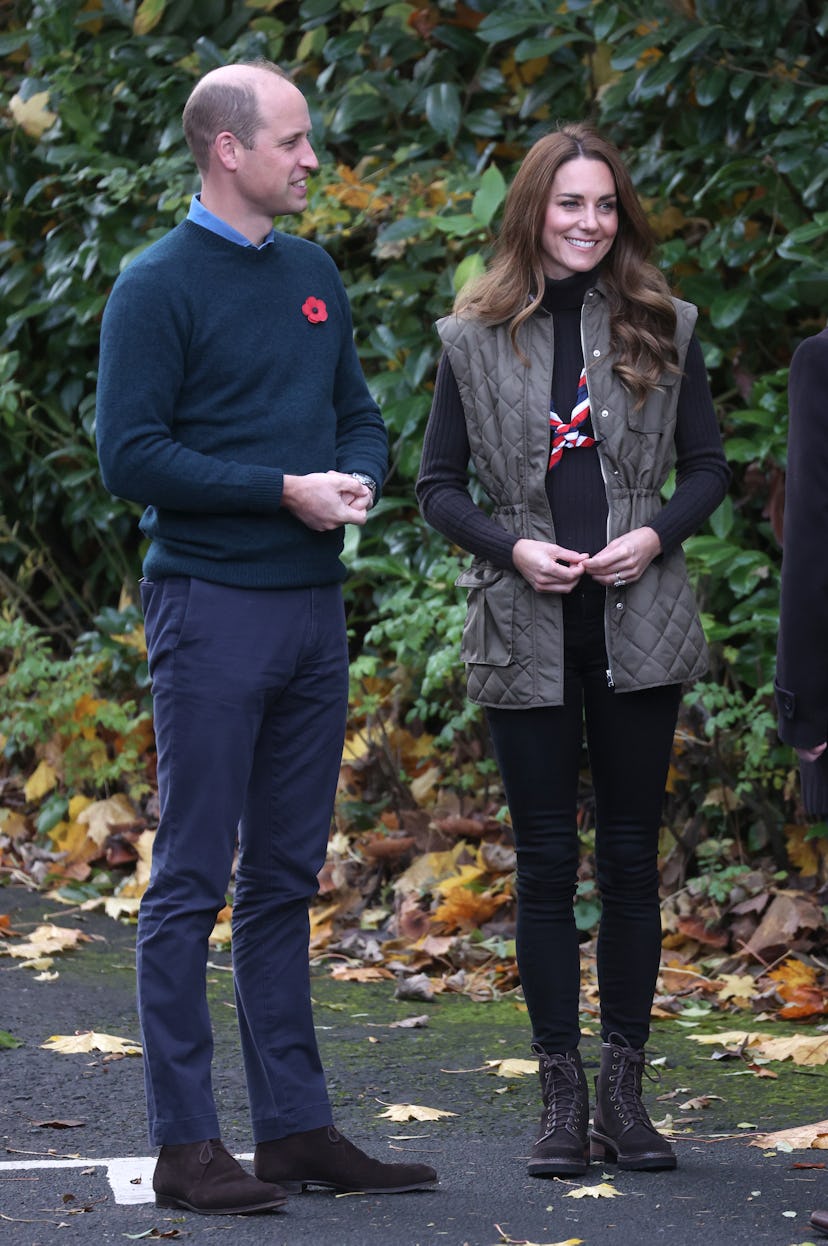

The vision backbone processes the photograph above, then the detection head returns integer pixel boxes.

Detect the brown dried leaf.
[751,1119,828,1150]
[330,965,394,982]
[32,1119,86,1129]
[742,891,823,960]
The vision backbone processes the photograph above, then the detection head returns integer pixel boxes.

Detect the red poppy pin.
[302,296,328,324]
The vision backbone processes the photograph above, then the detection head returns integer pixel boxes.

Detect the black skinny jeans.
[486,581,681,1055]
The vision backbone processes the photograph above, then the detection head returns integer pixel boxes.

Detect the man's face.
[236,76,318,218]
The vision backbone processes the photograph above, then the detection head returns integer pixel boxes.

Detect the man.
[775,322,828,1240]
[96,59,437,1216]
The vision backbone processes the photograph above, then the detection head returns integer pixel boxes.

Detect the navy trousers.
[486,580,682,1054]
[138,576,349,1146]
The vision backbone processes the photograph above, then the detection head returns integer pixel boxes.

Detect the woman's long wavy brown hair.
[454,123,680,407]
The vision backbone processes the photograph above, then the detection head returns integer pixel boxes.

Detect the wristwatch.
[350,472,378,508]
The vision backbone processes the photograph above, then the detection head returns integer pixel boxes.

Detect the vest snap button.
[593,349,601,357]
[600,409,609,418]
[615,601,624,610]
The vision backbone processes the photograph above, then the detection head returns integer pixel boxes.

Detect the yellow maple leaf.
[691,1030,828,1065]
[751,1034,828,1066]
[769,957,818,989]
[2,923,88,959]
[0,808,30,839]
[77,793,138,845]
[435,864,488,896]
[484,1058,538,1078]
[24,760,58,803]
[565,1181,623,1199]
[68,794,93,821]
[9,90,57,137]
[393,843,467,895]
[716,973,757,1004]
[48,818,100,864]
[376,1103,457,1122]
[434,886,509,933]
[690,1030,773,1049]
[785,825,827,877]
[41,1031,142,1056]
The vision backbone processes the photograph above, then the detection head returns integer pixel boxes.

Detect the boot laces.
[539,1053,582,1132]
[609,1045,656,1127]
[197,1139,225,1166]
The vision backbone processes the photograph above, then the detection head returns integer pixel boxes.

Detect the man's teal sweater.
[96,220,387,588]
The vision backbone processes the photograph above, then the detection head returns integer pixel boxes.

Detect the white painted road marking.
[0,1154,254,1205]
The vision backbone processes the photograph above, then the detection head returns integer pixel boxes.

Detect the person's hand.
[281,471,373,531]
[583,526,661,587]
[512,539,589,593]
[797,742,828,763]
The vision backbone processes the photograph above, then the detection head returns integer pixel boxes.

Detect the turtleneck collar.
[540,268,600,314]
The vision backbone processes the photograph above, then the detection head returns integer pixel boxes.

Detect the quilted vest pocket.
[455,564,515,667]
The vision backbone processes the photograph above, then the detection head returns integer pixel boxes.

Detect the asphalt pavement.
[1,885,826,1246]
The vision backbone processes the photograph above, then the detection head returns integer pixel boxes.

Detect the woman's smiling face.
[539,156,618,280]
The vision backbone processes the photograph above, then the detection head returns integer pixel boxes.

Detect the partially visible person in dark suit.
[776,326,828,806]
[774,322,828,1241]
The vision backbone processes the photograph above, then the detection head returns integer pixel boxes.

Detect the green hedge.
[3,0,827,842]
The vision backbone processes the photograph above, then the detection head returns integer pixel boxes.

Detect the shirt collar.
[187,195,275,250]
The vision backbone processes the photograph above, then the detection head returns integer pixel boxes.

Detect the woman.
[417,124,729,1177]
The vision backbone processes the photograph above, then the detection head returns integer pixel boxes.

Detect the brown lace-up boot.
[589,1034,676,1170]
[254,1125,438,1194]
[527,1044,589,1177]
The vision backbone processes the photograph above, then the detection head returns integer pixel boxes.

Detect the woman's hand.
[512,539,589,593]
[583,526,661,587]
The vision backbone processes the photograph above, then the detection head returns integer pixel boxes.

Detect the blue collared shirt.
[187,194,275,250]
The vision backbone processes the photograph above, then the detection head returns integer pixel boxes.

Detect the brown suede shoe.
[811,1209,828,1236]
[153,1138,287,1214]
[254,1125,438,1194]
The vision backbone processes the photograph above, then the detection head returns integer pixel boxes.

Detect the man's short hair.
[182,59,288,174]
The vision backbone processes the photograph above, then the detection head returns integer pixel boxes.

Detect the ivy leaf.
[133,0,166,37]
[424,83,462,141]
[471,164,506,227]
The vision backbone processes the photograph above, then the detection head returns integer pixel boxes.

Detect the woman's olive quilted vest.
[437,282,709,706]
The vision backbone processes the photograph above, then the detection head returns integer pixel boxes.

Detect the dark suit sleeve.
[775,328,828,747]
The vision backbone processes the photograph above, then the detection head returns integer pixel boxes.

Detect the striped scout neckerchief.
[548,366,596,469]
